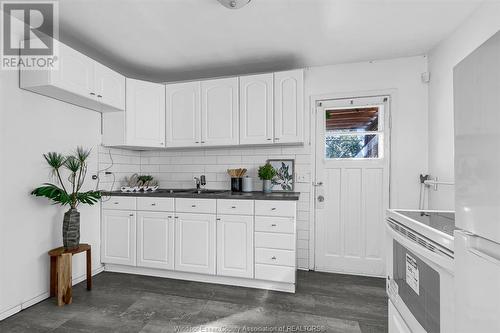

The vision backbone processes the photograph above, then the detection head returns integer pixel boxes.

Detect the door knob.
[317,195,325,202]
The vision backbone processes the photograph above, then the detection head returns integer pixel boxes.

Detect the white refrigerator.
[453,30,500,333]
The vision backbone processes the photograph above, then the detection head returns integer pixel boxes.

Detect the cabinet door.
[94,62,125,111]
[126,78,166,147]
[137,211,174,270]
[52,42,95,99]
[216,215,254,278]
[274,69,304,143]
[101,210,136,266]
[165,82,201,147]
[239,73,274,145]
[175,213,216,275]
[201,77,239,146]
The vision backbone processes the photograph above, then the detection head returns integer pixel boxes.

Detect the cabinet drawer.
[255,232,295,250]
[255,200,296,217]
[102,197,136,210]
[137,197,174,211]
[255,248,295,267]
[255,216,295,234]
[255,264,295,283]
[217,199,254,215]
[176,198,216,214]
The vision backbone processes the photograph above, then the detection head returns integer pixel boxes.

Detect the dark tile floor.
[0,270,388,333]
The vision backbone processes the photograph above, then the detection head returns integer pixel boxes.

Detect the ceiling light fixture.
[216,0,251,10]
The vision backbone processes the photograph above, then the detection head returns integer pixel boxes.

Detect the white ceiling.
[57,0,482,82]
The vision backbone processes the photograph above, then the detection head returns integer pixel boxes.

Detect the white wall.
[0,69,103,319]
[131,56,429,270]
[427,2,500,210]
[306,56,429,210]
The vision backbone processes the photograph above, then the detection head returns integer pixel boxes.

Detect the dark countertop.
[102,189,300,201]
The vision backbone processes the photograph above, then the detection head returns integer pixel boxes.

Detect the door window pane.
[326,107,379,132]
[326,134,379,159]
[324,106,383,159]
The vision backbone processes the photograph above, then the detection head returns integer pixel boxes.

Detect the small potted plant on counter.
[31,147,101,250]
[258,163,276,193]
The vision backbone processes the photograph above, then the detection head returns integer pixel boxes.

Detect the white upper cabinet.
[216,214,254,279]
[239,73,274,145]
[125,78,166,147]
[94,62,126,112]
[52,42,95,99]
[274,69,304,143]
[201,77,239,146]
[20,40,125,113]
[165,81,201,147]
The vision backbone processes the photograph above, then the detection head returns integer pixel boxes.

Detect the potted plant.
[258,163,276,193]
[31,147,101,249]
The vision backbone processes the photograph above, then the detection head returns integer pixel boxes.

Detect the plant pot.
[63,208,80,250]
[263,179,273,193]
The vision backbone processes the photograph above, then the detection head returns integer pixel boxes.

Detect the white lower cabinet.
[174,213,216,275]
[137,211,174,270]
[101,197,297,292]
[216,215,254,278]
[101,209,136,266]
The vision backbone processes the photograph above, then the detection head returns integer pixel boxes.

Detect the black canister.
[231,178,243,192]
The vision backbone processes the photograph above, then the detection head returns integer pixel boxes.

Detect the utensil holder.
[231,178,243,192]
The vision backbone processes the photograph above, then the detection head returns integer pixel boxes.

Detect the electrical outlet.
[296,172,310,183]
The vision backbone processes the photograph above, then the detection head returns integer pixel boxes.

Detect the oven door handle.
[386,222,454,272]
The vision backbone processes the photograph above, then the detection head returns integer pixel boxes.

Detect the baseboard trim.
[0,265,104,321]
[104,264,296,293]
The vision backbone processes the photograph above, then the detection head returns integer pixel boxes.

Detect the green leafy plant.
[31,147,101,208]
[258,163,276,180]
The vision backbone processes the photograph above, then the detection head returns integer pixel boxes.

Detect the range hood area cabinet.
[20,40,125,113]
[165,77,239,147]
[102,78,166,148]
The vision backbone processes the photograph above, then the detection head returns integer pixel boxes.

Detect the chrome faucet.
[194,177,201,190]
[194,175,206,190]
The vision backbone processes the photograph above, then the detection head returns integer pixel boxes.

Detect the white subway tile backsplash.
[99,144,312,269]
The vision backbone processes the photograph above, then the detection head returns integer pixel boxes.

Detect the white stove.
[386,209,455,333]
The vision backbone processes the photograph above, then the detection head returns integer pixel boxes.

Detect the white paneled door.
[239,73,274,144]
[201,77,239,146]
[174,213,216,275]
[216,215,254,278]
[137,211,174,270]
[165,81,202,147]
[314,96,390,277]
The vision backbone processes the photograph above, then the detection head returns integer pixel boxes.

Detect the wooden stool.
[48,244,92,306]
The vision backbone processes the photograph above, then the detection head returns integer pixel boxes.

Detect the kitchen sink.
[158,189,229,195]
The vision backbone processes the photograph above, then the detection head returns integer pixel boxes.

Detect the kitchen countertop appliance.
[386,209,455,333]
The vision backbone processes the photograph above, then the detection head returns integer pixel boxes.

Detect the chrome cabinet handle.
[267,138,272,141]
[317,195,325,202]
[275,138,280,141]
[201,141,205,144]
[168,216,172,218]
[191,204,196,207]
[195,141,199,144]
[113,202,119,205]
[271,207,276,211]
[151,203,156,206]
[90,92,95,96]
[271,224,277,227]
[216,218,221,221]
[231,206,236,209]
[97,94,102,98]
[129,214,134,217]
[271,256,277,260]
